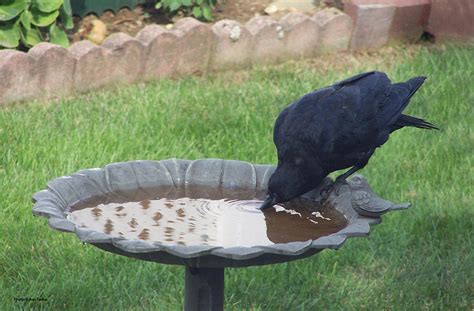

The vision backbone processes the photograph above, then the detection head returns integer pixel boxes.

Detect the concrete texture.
[101,33,146,84]
[68,40,113,92]
[136,25,181,79]
[312,8,353,53]
[0,50,39,104]
[28,43,76,98]
[279,12,320,59]
[211,20,253,70]
[245,16,287,65]
[173,18,215,76]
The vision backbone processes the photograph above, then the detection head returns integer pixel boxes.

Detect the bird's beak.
[259,194,278,210]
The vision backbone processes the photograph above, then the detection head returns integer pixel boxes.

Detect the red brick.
[345,0,429,42]
[344,1,396,50]
[388,0,429,42]
[427,0,474,40]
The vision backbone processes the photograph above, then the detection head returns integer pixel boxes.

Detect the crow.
[259,71,438,210]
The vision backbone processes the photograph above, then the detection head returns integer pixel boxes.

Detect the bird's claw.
[333,178,349,196]
[318,179,348,203]
[319,184,333,204]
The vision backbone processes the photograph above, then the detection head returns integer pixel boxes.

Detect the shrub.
[0,0,73,49]
[156,0,217,21]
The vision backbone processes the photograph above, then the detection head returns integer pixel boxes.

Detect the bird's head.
[259,156,325,210]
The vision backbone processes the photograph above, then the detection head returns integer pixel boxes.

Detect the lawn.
[1,44,473,310]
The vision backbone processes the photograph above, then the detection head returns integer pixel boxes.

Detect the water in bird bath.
[67,186,347,248]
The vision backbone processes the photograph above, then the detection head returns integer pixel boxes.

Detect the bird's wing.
[273,87,336,159]
[332,71,377,89]
[376,77,426,130]
[273,103,292,148]
[273,71,395,167]
[316,72,392,154]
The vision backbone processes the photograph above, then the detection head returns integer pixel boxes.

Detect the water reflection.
[68,187,347,248]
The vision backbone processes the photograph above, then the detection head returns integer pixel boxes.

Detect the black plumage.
[259,71,438,210]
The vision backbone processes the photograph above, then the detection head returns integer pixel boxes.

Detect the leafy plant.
[0,0,73,49]
[156,0,217,22]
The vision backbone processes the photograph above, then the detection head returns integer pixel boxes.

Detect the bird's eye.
[294,158,303,165]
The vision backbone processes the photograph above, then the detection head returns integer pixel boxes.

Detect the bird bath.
[32,158,409,310]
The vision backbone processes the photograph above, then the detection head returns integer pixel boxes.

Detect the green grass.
[1,45,473,310]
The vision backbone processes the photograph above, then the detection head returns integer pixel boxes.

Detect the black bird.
[259,71,438,210]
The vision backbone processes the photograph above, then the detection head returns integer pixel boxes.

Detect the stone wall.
[0,2,473,105]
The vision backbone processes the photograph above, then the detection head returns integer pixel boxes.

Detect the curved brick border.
[1,1,469,106]
[32,158,409,268]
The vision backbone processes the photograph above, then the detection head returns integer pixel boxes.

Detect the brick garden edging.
[0,1,472,105]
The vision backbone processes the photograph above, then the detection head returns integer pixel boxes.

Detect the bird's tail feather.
[384,76,427,127]
[405,76,427,100]
[394,114,440,130]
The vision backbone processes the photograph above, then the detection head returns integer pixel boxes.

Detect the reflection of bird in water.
[262,198,347,244]
[69,194,348,247]
[260,71,438,210]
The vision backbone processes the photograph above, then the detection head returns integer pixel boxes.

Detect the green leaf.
[49,23,68,47]
[19,10,31,31]
[196,0,203,5]
[169,1,181,12]
[0,0,27,21]
[32,0,63,13]
[20,25,42,47]
[30,6,59,27]
[202,4,212,21]
[192,6,201,18]
[0,20,21,48]
[60,5,73,29]
[181,0,192,6]
[62,0,72,15]
[154,2,162,10]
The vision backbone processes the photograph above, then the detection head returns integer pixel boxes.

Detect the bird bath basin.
[32,158,409,310]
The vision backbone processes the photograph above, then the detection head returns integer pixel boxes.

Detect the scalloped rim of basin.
[32,158,410,267]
